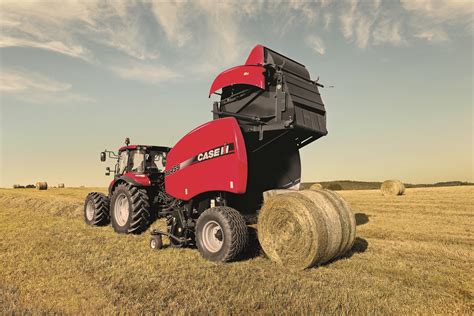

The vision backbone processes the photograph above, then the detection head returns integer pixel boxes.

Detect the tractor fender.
[108,173,151,196]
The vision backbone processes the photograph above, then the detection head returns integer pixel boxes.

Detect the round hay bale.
[317,190,356,256]
[309,183,323,190]
[58,183,65,188]
[258,190,356,270]
[258,193,328,270]
[381,180,405,196]
[36,182,48,190]
[296,190,356,261]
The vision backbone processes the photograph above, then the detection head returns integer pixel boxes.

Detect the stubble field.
[0,186,472,314]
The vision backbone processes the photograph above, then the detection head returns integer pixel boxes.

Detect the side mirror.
[105,167,111,176]
[100,152,106,162]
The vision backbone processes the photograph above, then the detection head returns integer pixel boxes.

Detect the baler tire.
[150,235,163,250]
[110,183,151,234]
[84,192,110,226]
[196,206,248,262]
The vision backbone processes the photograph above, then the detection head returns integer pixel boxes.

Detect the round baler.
[84,45,356,269]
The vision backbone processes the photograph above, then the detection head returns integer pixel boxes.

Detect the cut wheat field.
[0,186,472,314]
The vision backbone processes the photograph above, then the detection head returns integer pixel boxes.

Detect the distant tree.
[326,183,343,191]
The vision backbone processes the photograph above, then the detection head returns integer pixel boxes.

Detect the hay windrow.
[0,192,82,218]
[258,193,328,270]
[381,180,405,196]
[309,183,323,190]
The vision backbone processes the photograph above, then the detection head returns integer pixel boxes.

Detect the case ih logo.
[165,143,235,176]
[197,144,232,162]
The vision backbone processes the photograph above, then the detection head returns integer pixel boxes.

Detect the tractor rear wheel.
[110,183,151,234]
[195,206,248,262]
[84,192,110,226]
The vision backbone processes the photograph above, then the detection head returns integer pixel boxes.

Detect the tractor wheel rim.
[114,193,129,226]
[86,200,95,221]
[201,220,224,253]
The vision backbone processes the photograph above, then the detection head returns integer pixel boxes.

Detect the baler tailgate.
[213,45,327,148]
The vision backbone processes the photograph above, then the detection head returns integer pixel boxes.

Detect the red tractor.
[84,45,332,263]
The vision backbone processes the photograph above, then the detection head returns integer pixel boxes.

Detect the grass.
[0,186,473,314]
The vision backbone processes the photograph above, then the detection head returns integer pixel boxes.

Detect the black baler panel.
[215,46,328,147]
[265,48,310,80]
[283,73,327,136]
[294,103,327,134]
[285,75,325,110]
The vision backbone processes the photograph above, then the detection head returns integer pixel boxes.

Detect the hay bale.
[58,183,65,188]
[36,182,48,190]
[296,190,355,261]
[309,183,323,190]
[318,190,356,255]
[258,192,327,269]
[381,180,405,196]
[263,189,298,202]
[258,189,356,270]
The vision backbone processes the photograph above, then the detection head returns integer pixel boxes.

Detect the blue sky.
[0,0,472,187]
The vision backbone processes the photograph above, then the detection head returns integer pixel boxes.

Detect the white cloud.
[0,1,160,62]
[372,0,381,11]
[401,0,473,43]
[372,19,405,47]
[340,0,358,40]
[305,35,326,55]
[339,0,380,49]
[109,62,181,85]
[0,0,472,81]
[0,68,94,104]
[151,2,192,48]
[288,0,318,23]
[355,15,374,49]
[400,0,474,23]
[0,69,70,93]
[324,13,332,30]
[414,29,449,43]
[0,36,93,62]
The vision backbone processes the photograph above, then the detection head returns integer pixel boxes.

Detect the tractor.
[84,45,330,263]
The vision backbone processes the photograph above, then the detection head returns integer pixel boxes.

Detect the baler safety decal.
[165,143,235,176]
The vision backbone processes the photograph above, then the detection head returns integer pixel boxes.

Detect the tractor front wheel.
[84,192,110,226]
[110,183,151,234]
[195,206,248,262]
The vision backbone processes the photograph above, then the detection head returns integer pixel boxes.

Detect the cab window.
[131,150,145,173]
[118,151,129,174]
[145,152,166,173]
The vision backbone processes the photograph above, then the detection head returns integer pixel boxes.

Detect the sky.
[0,0,472,187]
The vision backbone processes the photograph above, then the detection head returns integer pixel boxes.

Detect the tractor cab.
[116,145,169,176]
[100,139,171,178]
